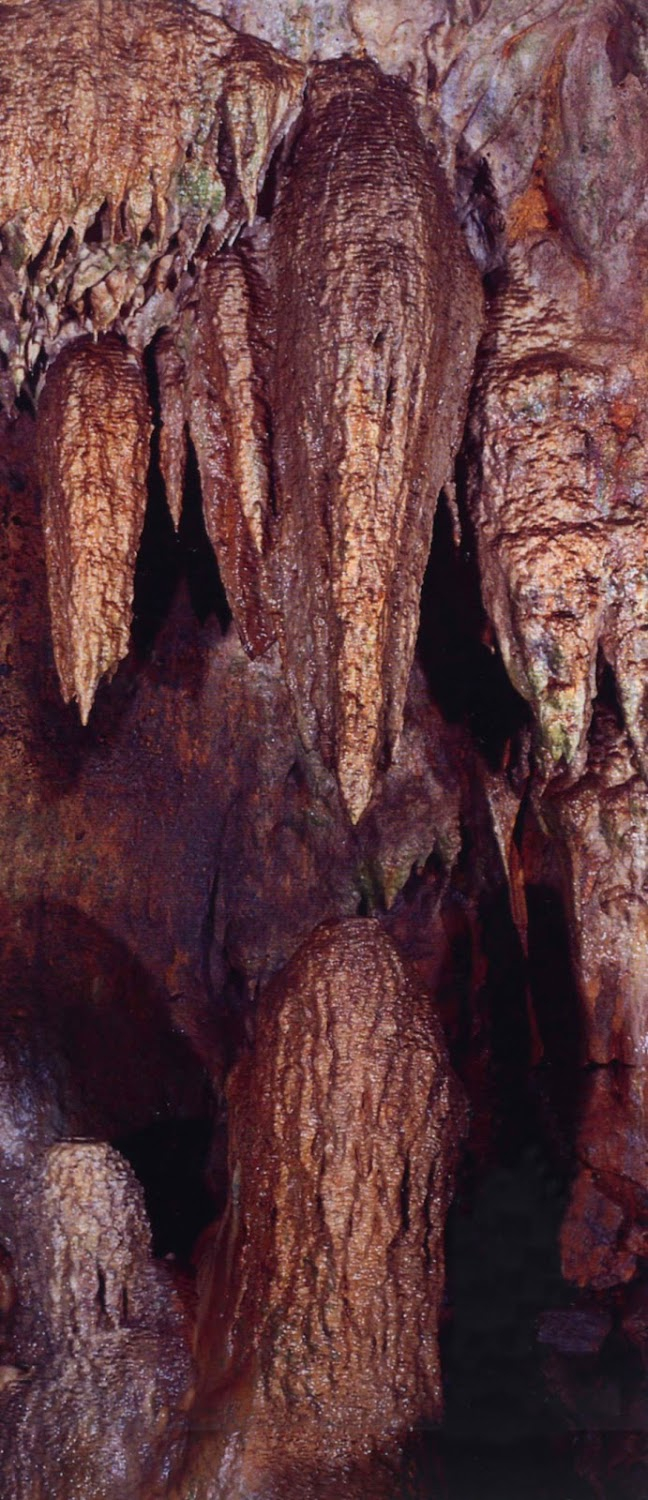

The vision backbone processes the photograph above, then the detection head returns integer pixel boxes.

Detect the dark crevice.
[400,1155,411,1234]
[417,480,530,771]
[455,141,506,277]
[83,200,111,247]
[96,1265,107,1320]
[606,7,647,86]
[132,347,232,654]
[131,370,180,658]
[217,120,241,214]
[116,1118,220,1262]
[178,436,232,631]
[590,648,625,734]
[54,225,77,266]
[256,140,284,221]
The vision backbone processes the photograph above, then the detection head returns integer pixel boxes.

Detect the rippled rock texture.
[180,920,466,1499]
[2,2,648,1498]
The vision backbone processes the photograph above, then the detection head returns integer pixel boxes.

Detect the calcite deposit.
[0,0,304,388]
[181,920,466,1499]
[157,252,274,656]
[268,59,482,821]
[0,1141,192,1500]
[1,1,648,1498]
[38,335,152,721]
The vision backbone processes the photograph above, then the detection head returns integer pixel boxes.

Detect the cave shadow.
[411,480,640,1498]
[416,479,529,773]
[2,354,233,797]
[0,898,222,1263]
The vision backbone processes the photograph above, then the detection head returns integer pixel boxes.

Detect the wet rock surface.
[0,1141,192,1500]
[1,2,648,1497]
[180,919,466,1499]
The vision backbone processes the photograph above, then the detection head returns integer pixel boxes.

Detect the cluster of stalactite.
[1,2,648,1498]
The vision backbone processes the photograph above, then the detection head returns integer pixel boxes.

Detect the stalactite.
[3,5,648,1498]
[37,334,152,723]
[467,10,648,782]
[267,59,483,822]
[0,0,304,392]
[157,253,275,655]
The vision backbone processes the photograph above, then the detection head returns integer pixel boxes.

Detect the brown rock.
[181,918,466,1498]
[0,1141,193,1500]
[37,334,152,723]
[560,1168,637,1292]
[0,0,304,387]
[157,253,275,655]
[268,59,483,821]
[539,708,648,1066]
[462,6,648,781]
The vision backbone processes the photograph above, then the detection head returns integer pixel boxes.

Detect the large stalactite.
[1,3,648,1498]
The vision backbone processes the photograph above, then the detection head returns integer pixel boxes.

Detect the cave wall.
[1,2,648,1498]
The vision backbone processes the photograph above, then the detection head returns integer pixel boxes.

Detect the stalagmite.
[181,919,466,1499]
[37,335,152,723]
[0,1141,192,1500]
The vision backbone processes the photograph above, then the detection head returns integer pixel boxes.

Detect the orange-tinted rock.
[268,59,483,821]
[539,708,648,1067]
[157,253,274,655]
[461,9,648,781]
[181,919,466,1498]
[0,0,303,388]
[0,1141,192,1500]
[37,335,152,723]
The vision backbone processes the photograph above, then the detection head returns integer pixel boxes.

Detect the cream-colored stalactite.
[37,336,152,723]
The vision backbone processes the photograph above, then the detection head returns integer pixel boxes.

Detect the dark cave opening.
[116,1116,221,1262]
[413,487,648,1498]
[132,344,232,658]
[0,903,222,1302]
[417,481,529,772]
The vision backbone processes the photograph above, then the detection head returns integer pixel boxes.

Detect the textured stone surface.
[268,58,482,820]
[38,335,152,721]
[0,1141,192,1500]
[180,920,466,1498]
[457,3,648,779]
[0,0,303,389]
[1,1,648,1495]
[157,252,274,655]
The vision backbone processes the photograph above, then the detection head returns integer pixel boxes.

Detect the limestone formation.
[269,59,482,821]
[182,920,466,1498]
[157,252,274,655]
[0,1141,192,1500]
[0,0,303,391]
[1,4,648,1498]
[37,335,152,722]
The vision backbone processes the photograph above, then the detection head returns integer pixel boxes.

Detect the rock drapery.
[1,1,648,1498]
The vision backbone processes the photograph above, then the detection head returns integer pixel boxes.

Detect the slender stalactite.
[37,335,152,723]
[157,253,275,656]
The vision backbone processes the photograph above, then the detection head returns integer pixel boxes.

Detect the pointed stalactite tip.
[37,334,152,722]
